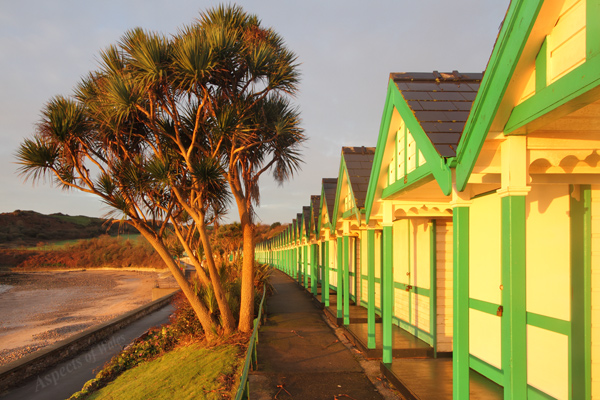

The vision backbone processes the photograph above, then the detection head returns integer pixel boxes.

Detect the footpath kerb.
[0,289,179,392]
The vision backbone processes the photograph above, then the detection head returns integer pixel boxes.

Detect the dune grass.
[86,343,241,400]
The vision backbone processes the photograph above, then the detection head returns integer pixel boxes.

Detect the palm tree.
[195,5,305,331]
[16,4,304,335]
[16,19,236,339]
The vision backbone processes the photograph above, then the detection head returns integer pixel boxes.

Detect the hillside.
[0,210,137,248]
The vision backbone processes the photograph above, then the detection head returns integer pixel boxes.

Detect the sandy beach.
[0,270,176,366]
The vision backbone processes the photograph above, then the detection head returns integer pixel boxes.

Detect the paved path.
[0,304,174,400]
[250,269,385,400]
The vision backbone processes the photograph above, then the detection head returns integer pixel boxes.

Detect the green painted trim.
[342,209,354,219]
[343,235,350,325]
[361,274,368,279]
[588,0,600,59]
[382,225,394,364]
[570,184,592,400]
[453,206,470,400]
[303,245,308,289]
[505,56,600,134]
[365,90,395,224]
[392,282,431,297]
[293,247,297,280]
[331,154,363,232]
[469,355,504,387]
[349,272,356,277]
[324,241,330,307]
[527,385,556,400]
[381,164,434,200]
[317,187,326,235]
[455,0,545,191]
[365,80,453,224]
[403,124,408,177]
[430,220,437,358]
[501,195,527,399]
[526,312,570,337]
[469,298,501,316]
[535,39,547,93]
[412,286,430,297]
[337,237,343,319]
[311,244,318,296]
[392,317,434,346]
[367,229,376,349]
[393,282,407,290]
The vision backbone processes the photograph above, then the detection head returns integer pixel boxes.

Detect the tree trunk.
[136,225,218,341]
[195,215,237,334]
[238,220,255,332]
[168,197,237,334]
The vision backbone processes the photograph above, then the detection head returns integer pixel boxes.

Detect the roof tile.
[390,71,482,157]
[341,147,375,209]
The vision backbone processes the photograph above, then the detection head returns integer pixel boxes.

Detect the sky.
[0,0,510,225]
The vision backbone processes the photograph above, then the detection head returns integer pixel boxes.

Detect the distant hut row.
[256,1,599,399]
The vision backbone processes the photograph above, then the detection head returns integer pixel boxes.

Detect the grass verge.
[84,343,242,400]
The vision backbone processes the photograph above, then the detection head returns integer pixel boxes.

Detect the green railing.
[235,283,268,400]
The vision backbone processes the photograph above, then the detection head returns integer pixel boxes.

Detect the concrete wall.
[0,290,179,392]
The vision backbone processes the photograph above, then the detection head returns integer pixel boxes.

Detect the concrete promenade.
[0,304,174,400]
[250,269,398,400]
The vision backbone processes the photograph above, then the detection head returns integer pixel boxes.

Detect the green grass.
[26,234,144,251]
[49,213,99,226]
[86,343,241,400]
[27,239,84,251]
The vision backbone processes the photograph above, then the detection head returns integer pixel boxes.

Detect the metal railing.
[235,283,268,400]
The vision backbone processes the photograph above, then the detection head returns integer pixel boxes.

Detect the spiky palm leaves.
[16,4,303,336]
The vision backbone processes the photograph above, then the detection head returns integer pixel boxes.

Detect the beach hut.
[317,178,339,308]
[364,71,482,365]
[449,0,600,398]
[307,195,321,295]
[330,146,376,324]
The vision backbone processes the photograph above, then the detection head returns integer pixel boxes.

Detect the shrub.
[16,235,165,270]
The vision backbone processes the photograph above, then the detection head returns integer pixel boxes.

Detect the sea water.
[0,284,13,295]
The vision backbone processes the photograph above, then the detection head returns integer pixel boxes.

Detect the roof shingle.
[341,146,375,209]
[390,71,482,157]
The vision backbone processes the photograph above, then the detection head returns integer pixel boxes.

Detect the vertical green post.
[295,247,300,282]
[367,229,376,349]
[501,195,527,400]
[337,236,343,319]
[571,185,591,400]
[324,240,330,306]
[343,235,350,325]
[311,244,318,296]
[430,220,437,358]
[453,207,470,400]
[303,245,308,288]
[382,225,393,364]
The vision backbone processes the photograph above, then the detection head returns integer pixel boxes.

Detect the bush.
[16,235,165,270]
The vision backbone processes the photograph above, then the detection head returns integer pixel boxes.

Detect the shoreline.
[0,269,176,367]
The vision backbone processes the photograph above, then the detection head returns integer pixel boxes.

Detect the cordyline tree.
[16,5,304,337]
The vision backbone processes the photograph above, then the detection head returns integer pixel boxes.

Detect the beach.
[0,270,176,366]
